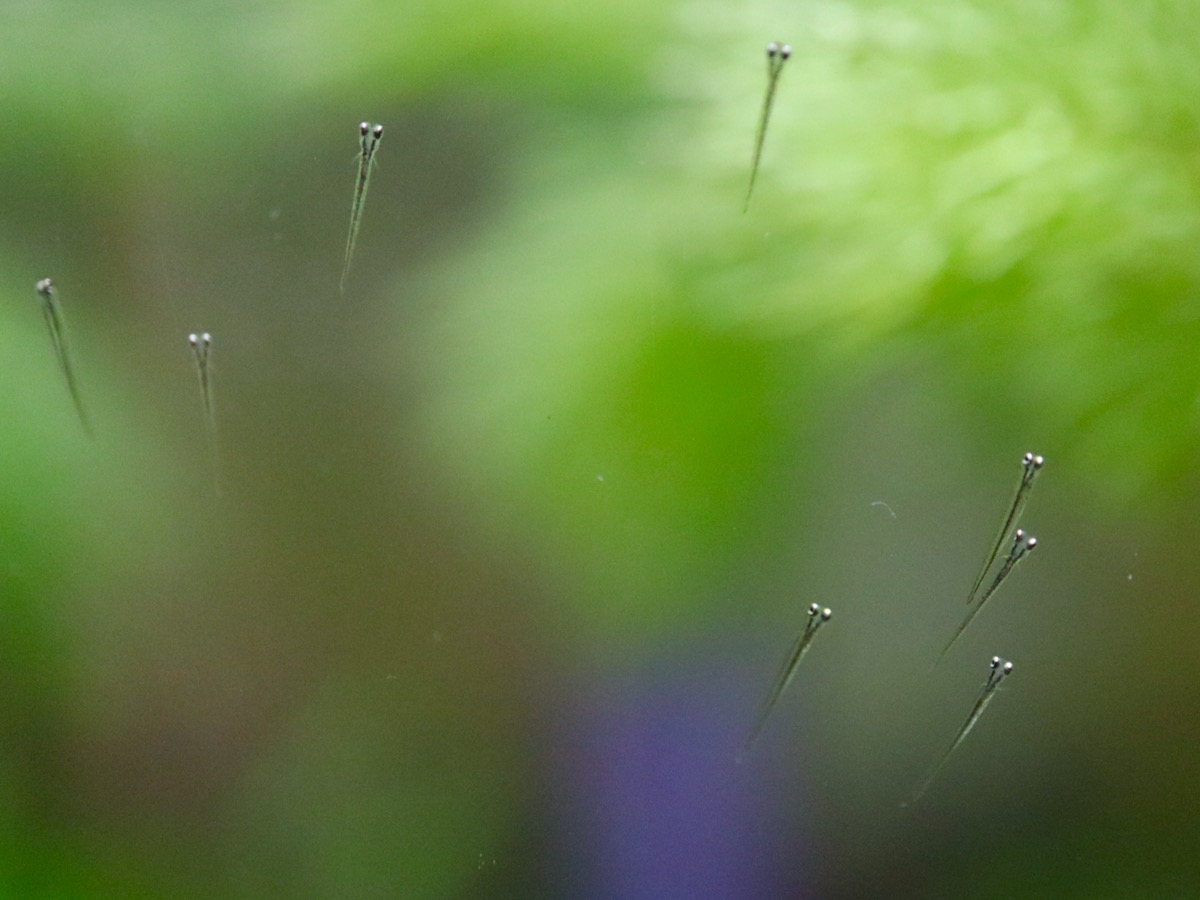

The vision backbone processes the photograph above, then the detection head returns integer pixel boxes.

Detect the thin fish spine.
[938,530,1038,663]
[36,278,91,434]
[966,452,1044,606]
[744,42,791,213]
[341,122,383,291]
[188,332,220,494]
[740,602,831,758]
[912,656,1014,803]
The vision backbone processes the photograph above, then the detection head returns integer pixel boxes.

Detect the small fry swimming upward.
[35,278,91,435]
[341,121,384,293]
[740,602,832,759]
[744,41,791,213]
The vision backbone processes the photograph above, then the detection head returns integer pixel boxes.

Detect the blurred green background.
[2,0,1200,897]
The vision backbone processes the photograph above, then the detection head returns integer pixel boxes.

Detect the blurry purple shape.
[549,654,815,899]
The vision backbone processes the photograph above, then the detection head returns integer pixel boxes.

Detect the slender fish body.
[740,602,832,759]
[35,278,91,435]
[912,656,1014,804]
[966,452,1044,606]
[340,121,384,292]
[938,452,1045,664]
[188,332,220,494]
[744,41,791,213]
[938,529,1038,663]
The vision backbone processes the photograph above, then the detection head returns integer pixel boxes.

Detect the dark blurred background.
[2,1,1199,897]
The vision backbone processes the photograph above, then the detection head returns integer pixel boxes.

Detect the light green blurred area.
[2,0,1200,896]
